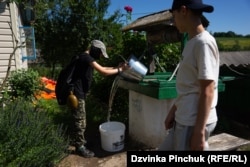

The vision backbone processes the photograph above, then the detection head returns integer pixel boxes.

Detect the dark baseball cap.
[170,0,214,13]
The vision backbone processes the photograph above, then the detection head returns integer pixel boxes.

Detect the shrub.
[7,69,44,100]
[0,99,69,167]
[34,98,74,138]
[154,43,181,71]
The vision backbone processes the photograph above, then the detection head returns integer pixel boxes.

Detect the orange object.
[36,77,57,100]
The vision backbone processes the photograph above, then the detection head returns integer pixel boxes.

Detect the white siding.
[0,15,10,22]
[0,48,14,53]
[0,28,12,35]
[0,1,28,85]
[0,41,13,47]
[0,22,11,28]
[0,34,12,41]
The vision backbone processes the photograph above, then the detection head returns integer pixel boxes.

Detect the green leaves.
[155,43,181,71]
[0,99,69,167]
[8,69,43,100]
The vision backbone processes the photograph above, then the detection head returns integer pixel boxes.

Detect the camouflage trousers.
[71,98,87,148]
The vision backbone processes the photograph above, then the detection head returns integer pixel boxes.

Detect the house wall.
[0,1,28,85]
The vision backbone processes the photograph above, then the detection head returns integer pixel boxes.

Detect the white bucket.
[99,121,126,152]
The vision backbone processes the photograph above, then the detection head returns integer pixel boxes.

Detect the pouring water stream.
[107,55,148,122]
[107,75,121,122]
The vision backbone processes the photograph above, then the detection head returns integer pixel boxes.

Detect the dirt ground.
[57,122,134,167]
[58,150,127,167]
[57,114,250,167]
[57,132,128,167]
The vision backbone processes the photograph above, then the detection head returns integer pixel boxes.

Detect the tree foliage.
[213,31,250,38]
[14,0,124,78]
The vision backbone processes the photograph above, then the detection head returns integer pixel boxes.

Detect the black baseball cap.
[170,0,214,13]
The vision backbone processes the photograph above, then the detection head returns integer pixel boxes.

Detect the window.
[19,26,36,60]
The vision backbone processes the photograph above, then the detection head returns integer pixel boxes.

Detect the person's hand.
[164,112,175,130]
[119,62,130,72]
[164,105,176,130]
[190,132,206,151]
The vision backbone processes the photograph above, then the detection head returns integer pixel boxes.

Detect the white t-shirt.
[175,31,220,126]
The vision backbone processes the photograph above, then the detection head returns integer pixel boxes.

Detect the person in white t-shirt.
[158,0,220,151]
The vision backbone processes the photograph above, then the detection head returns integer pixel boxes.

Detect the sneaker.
[76,145,95,158]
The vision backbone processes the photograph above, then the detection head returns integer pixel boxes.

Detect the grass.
[216,37,250,50]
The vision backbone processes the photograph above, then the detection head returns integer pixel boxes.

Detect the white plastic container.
[99,121,126,152]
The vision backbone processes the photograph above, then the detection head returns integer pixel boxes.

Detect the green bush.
[154,43,181,71]
[35,98,74,138]
[0,99,69,167]
[7,69,44,100]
